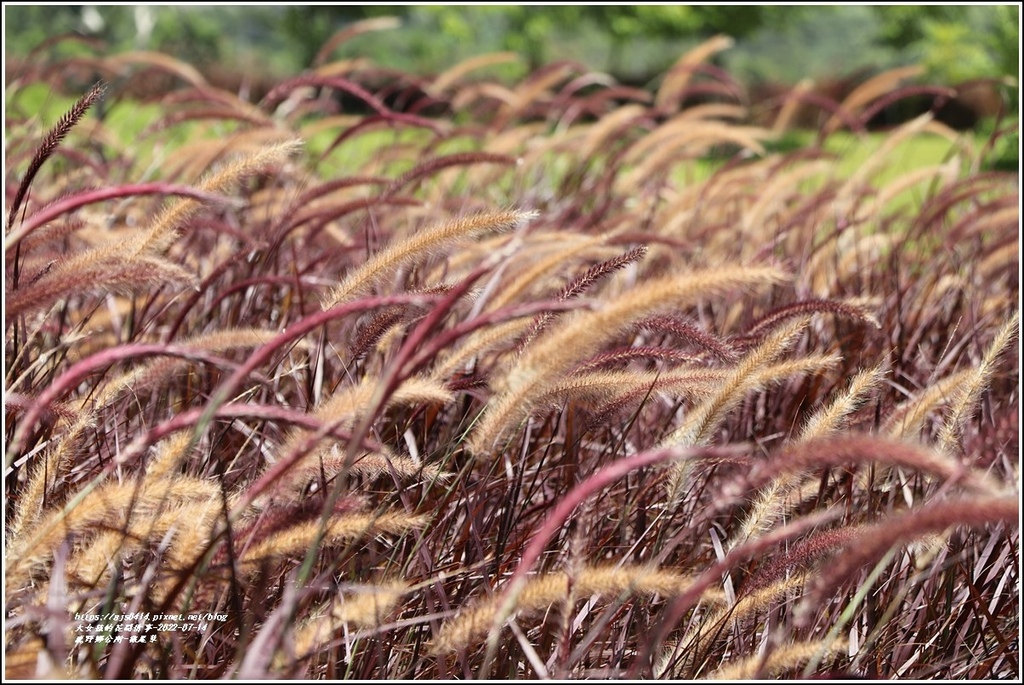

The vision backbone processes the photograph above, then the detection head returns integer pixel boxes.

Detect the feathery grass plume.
[835,113,934,215]
[381,151,520,199]
[6,330,269,538]
[569,356,842,415]
[703,638,848,680]
[433,564,726,653]
[7,442,79,546]
[131,138,302,258]
[884,369,976,439]
[91,328,288,410]
[663,318,809,451]
[312,16,401,66]
[7,346,183,537]
[289,447,450,494]
[475,121,547,158]
[519,244,648,349]
[230,494,367,554]
[666,571,813,677]
[772,78,815,134]
[806,234,897,305]
[728,477,823,558]
[570,345,700,372]
[238,510,427,564]
[978,239,1019,282]
[159,116,296,180]
[320,210,535,309]
[271,179,383,233]
[474,446,748,675]
[537,368,722,410]
[102,50,208,88]
[742,159,831,234]
[865,160,961,219]
[6,81,105,234]
[430,318,534,381]
[623,115,761,166]
[163,82,274,120]
[517,125,591,171]
[66,529,140,588]
[495,61,577,128]
[149,512,236,606]
[272,375,453,493]
[830,233,897,289]
[556,245,649,303]
[471,233,614,312]
[637,315,740,363]
[284,175,389,211]
[6,251,198,322]
[438,229,611,296]
[744,526,864,595]
[950,203,1019,243]
[663,323,843,500]
[430,51,522,95]
[6,475,220,592]
[289,581,408,664]
[746,354,841,398]
[675,102,747,122]
[797,363,887,443]
[8,360,135,543]
[297,195,423,243]
[578,104,648,160]
[468,265,788,455]
[743,298,880,340]
[57,495,224,603]
[655,34,735,111]
[311,59,372,81]
[798,495,1019,623]
[145,431,195,481]
[8,182,235,252]
[654,159,774,239]
[349,304,422,362]
[618,123,770,192]
[822,65,924,136]
[730,365,886,550]
[5,35,1019,679]
[937,310,1019,455]
[450,80,518,112]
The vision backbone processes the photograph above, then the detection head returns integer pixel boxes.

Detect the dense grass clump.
[4,31,1019,679]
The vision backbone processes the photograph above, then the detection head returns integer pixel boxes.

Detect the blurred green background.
[4,4,1018,89]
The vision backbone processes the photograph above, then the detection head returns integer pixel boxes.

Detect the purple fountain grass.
[5,32,1018,680]
[798,494,1019,627]
[260,73,445,134]
[6,81,106,234]
[5,183,236,250]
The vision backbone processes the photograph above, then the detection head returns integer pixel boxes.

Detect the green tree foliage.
[5,5,1016,94]
[873,4,1019,83]
[279,6,803,72]
[503,5,799,70]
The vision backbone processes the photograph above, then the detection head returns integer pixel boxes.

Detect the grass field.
[4,35,1019,680]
